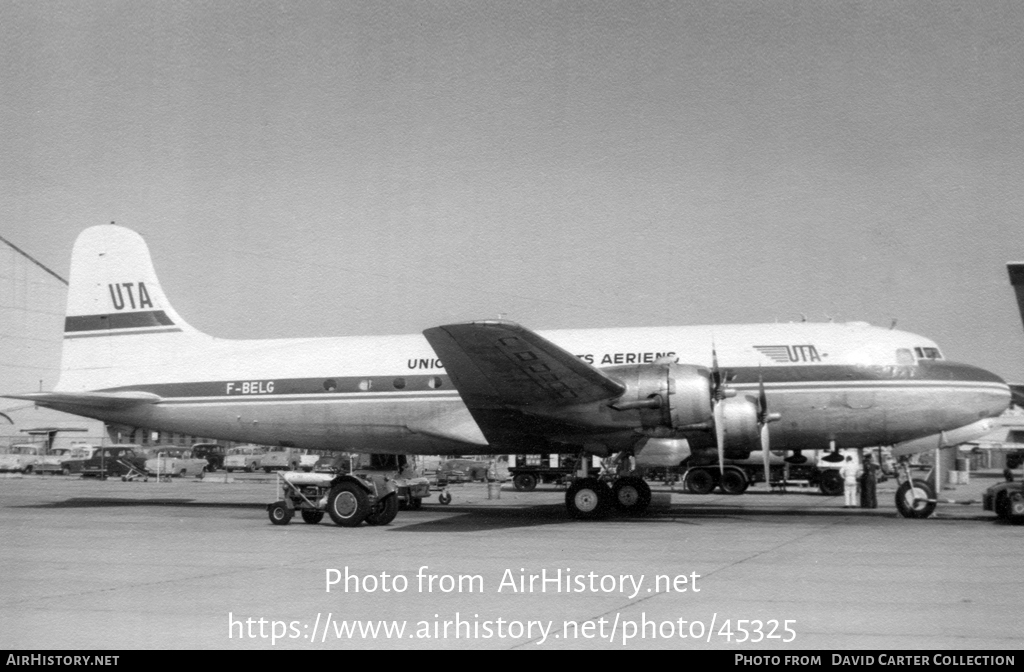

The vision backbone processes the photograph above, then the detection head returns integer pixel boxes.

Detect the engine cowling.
[716,395,761,459]
[605,362,713,432]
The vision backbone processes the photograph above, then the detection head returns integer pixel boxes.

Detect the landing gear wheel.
[438,491,452,505]
[612,476,652,514]
[684,468,716,495]
[301,510,324,525]
[565,478,611,520]
[895,479,936,519]
[513,473,538,491]
[365,495,399,526]
[327,481,370,527]
[719,468,749,495]
[819,469,844,496]
[268,501,293,525]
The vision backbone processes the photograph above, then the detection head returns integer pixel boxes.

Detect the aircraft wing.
[423,321,626,448]
[2,391,163,410]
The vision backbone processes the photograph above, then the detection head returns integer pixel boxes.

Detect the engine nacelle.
[717,395,760,458]
[606,362,713,432]
[634,438,692,468]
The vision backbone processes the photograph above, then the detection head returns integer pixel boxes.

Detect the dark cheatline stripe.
[94,362,1006,401]
[65,310,175,333]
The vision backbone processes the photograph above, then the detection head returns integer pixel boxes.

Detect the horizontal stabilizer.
[423,320,626,408]
[3,391,163,410]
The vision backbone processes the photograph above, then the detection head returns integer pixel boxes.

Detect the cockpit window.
[896,349,914,365]
[914,347,943,360]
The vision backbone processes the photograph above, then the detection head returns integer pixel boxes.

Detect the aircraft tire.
[438,491,452,505]
[818,469,844,496]
[612,476,651,514]
[301,510,324,525]
[327,481,370,527]
[513,473,538,491]
[719,468,748,495]
[268,501,292,525]
[565,478,611,520]
[684,468,716,495]
[365,494,399,526]
[895,479,936,519]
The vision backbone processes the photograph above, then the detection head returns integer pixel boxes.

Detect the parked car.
[0,444,46,473]
[315,453,352,474]
[299,452,320,472]
[435,458,492,485]
[261,446,302,472]
[191,443,227,472]
[145,447,208,477]
[81,445,148,478]
[34,445,99,475]
[223,445,266,473]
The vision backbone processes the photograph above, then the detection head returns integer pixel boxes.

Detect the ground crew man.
[859,454,878,509]
[839,455,861,508]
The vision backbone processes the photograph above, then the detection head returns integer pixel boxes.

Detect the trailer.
[509,454,601,491]
[267,471,399,527]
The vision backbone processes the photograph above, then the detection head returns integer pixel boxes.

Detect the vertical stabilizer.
[1008,263,1024,332]
[58,225,210,391]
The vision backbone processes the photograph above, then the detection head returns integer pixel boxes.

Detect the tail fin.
[1008,263,1024,332]
[58,225,211,391]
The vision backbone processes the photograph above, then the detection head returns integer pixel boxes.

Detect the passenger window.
[358,379,372,391]
[428,376,443,389]
[393,378,406,390]
[896,349,914,365]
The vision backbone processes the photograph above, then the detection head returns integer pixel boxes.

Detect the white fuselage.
[52,321,1009,455]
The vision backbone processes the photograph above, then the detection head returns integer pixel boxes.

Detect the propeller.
[710,343,738,482]
[756,372,781,488]
[711,344,727,480]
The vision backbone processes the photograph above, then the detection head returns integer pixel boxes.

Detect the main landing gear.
[682,465,749,495]
[564,458,653,520]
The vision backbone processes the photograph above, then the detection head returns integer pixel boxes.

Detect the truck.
[351,454,431,509]
[509,454,601,492]
[676,451,848,496]
[261,446,303,472]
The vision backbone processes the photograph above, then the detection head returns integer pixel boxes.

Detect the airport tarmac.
[0,471,1019,650]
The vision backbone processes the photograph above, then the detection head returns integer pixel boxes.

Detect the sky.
[3,1,1024,380]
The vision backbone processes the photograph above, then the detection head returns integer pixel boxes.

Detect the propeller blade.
[714,399,725,479]
[761,423,771,487]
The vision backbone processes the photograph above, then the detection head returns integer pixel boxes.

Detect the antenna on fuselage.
[889,318,898,330]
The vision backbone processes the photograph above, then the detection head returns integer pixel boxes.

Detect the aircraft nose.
[924,360,1011,419]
